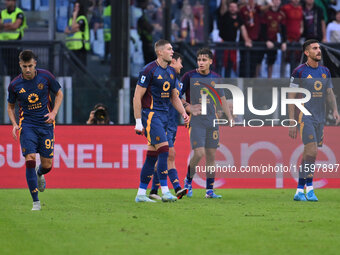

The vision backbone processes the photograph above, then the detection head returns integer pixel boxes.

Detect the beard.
[311,55,321,62]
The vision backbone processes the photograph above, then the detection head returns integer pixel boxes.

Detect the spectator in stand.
[192,0,204,42]
[102,2,111,63]
[180,3,195,45]
[315,0,335,23]
[137,0,156,64]
[64,1,90,66]
[302,0,326,42]
[281,0,303,42]
[89,0,103,40]
[0,0,27,78]
[260,0,287,78]
[217,1,252,77]
[281,0,303,72]
[239,0,263,77]
[152,0,164,42]
[326,10,340,42]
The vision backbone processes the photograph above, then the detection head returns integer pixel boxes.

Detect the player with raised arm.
[288,39,340,201]
[149,52,188,200]
[7,50,63,210]
[181,48,233,198]
[133,40,189,203]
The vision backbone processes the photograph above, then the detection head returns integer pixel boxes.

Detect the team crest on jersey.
[156,136,160,141]
[157,75,163,79]
[194,81,200,86]
[140,75,146,83]
[309,135,314,140]
[307,74,312,79]
[170,74,174,80]
[22,148,26,153]
[19,88,26,93]
[28,93,39,103]
[314,81,322,91]
[322,73,326,79]
[37,83,44,90]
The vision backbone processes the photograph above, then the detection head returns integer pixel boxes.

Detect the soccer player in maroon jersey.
[260,0,287,78]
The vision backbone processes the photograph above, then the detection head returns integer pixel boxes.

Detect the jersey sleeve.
[46,72,62,93]
[170,69,177,91]
[289,69,300,88]
[325,68,333,89]
[180,72,190,97]
[7,84,16,104]
[174,78,183,99]
[137,67,153,88]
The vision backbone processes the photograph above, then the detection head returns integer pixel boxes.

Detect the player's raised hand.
[135,118,144,135]
[289,126,297,139]
[44,112,57,124]
[182,112,190,124]
[333,110,340,125]
[12,125,19,140]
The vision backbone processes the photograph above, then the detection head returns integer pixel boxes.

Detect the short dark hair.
[172,52,183,61]
[154,39,170,52]
[74,1,87,16]
[197,48,213,59]
[93,103,108,111]
[303,39,319,52]
[19,50,37,62]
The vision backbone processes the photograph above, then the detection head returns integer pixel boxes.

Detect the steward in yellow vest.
[65,15,90,51]
[102,4,111,63]
[0,0,27,77]
[0,1,27,40]
[103,5,111,42]
[64,1,90,66]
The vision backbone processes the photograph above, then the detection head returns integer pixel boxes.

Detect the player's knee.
[25,154,36,161]
[306,150,317,158]
[41,159,53,169]
[194,149,205,160]
[305,145,317,158]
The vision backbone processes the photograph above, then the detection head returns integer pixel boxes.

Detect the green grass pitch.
[1,189,340,255]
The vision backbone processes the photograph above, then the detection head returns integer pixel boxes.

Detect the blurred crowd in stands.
[2,0,340,78]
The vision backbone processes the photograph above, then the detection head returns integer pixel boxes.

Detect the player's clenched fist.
[135,118,144,135]
[182,112,190,124]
